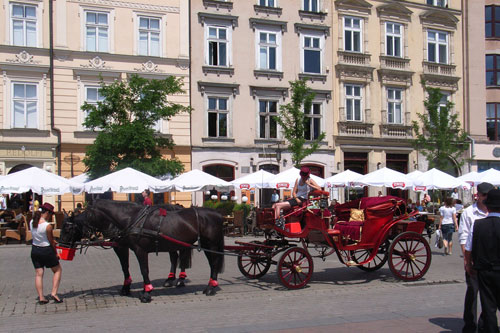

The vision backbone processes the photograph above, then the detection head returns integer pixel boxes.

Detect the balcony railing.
[338,51,371,66]
[380,56,411,71]
[338,121,374,137]
[422,62,456,76]
[379,124,413,138]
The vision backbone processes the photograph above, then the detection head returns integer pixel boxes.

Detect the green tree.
[276,79,326,167]
[82,74,189,179]
[412,83,469,171]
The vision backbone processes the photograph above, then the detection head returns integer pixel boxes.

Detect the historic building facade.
[0,0,191,209]
[190,0,335,204]
[331,0,463,197]
[463,0,500,172]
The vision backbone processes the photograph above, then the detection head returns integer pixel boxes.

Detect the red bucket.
[56,246,76,261]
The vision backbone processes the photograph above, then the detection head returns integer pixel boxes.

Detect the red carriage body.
[240,194,431,289]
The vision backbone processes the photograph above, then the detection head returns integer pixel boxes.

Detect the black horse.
[60,200,225,303]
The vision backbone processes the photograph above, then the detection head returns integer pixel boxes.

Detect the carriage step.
[327,229,340,236]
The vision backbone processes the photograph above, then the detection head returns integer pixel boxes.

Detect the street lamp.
[275,145,281,164]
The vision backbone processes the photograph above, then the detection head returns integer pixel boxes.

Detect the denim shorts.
[441,224,455,242]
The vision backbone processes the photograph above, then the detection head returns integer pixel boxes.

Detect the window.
[11,4,37,47]
[86,11,109,52]
[259,100,278,139]
[438,92,450,115]
[303,0,319,12]
[344,17,362,52]
[387,88,403,124]
[427,0,447,7]
[427,30,448,64]
[304,103,321,140]
[138,16,160,56]
[345,84,362,121]
[386,22,402,57]
[83,86,104,128]
[486,55,500,86]
[259,0,276,7]
[486,6,500,38]
[259,32,277,70]
[207,26,228,67]
[487,103,500,141]
[208,97,228,137]
[12,82,37,128]
[303,35,321,74]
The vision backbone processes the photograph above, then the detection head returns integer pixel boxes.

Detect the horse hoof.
[140,291,152,303]
[176,279,185,288]
[203,286,217,296]
[163,278,175,288]
[120,286,131,296]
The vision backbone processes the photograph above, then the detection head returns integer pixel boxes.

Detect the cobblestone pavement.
[0,234,497,332]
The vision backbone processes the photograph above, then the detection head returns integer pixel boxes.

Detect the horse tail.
[216,214,225,274]
[178,248,193,269]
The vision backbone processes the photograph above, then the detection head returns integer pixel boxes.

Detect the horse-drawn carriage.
[60,194,431,302]
[227,192,432,289]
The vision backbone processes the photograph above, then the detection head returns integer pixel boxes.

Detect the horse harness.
[123,206,202,255]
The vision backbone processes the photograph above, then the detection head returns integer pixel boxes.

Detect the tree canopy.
[276,79,326,167]
[82,74,189,179]
[412,83,469,172]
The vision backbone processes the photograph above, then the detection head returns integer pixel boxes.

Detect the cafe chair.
[5,215,26,244]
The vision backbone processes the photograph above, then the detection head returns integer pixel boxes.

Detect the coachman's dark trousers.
[477,270,500,333]
[463,272,484,332]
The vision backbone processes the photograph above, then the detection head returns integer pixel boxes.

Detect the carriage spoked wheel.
[237,246,272,279]
[350,240,390,272]
[277,247,314,289]
[388,232,432,281]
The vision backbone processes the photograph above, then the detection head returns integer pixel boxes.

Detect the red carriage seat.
[333,196,404,243]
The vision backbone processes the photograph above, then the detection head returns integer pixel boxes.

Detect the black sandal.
[49,294,63,303]
[38,299,49,305]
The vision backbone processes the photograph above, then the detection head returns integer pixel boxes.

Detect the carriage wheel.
[388,232,431,281]
[351,241,389,272]
[277,247,314,289]
[237,247,272,279]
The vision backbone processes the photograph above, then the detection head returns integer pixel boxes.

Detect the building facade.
[0,0,191,209]
[190,0,335,204]
[463,0,500,172]
[332,0,463,197]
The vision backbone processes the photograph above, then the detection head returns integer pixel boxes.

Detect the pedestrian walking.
[438,197,458,255]
[459,182,494,332]
[30,202,63,304]
[464,188,500,333]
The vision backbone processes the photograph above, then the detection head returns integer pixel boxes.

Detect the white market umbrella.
[83,167,169,193]
[70,173,89,184]
[413,168,470,191]
[354,167,412,189]
[476,168,500,186]
[458,171,480,186]
[266,167,325,189]
[231,170,275,189]
[324,169,362,188]
[167,169,233,192]
[0,167,83,195]
[407,170,424,181]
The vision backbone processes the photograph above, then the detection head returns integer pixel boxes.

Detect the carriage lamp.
[231,196,238,201]
[205,190,211,195]
[210,195,218,200]
[221,195,228,201]
[275,146,282,164]
[242,196,248,203]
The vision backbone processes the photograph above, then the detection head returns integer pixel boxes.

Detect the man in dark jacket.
[465,188,500,332]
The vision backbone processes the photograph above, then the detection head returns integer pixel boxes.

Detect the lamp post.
[21,146,26,160]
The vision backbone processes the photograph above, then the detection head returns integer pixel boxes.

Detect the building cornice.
[67,0,179,13]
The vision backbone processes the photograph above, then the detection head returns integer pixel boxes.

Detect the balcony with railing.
[379,111,413,139]
[338,107,374,137]
[380,56,411,71]
[338,51,371,66]
[422,61,456,76]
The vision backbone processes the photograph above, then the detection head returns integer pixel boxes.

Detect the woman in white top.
[438,197,458,256]
[30,202,63,304]
[272,166,321,228]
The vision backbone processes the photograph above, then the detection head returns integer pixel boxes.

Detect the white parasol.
[324,169,362,188]
[476,168,500,186]
[0,167,83,195]
[354,167,413,189]
[413,168,470,191]
[167,169,233,192]
[83,167,169,193]
[265,167,325,189]
[231,170,275,189]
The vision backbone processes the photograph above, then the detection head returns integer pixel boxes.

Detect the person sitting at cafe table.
[272,166,321,229]
[30,202,63,304]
